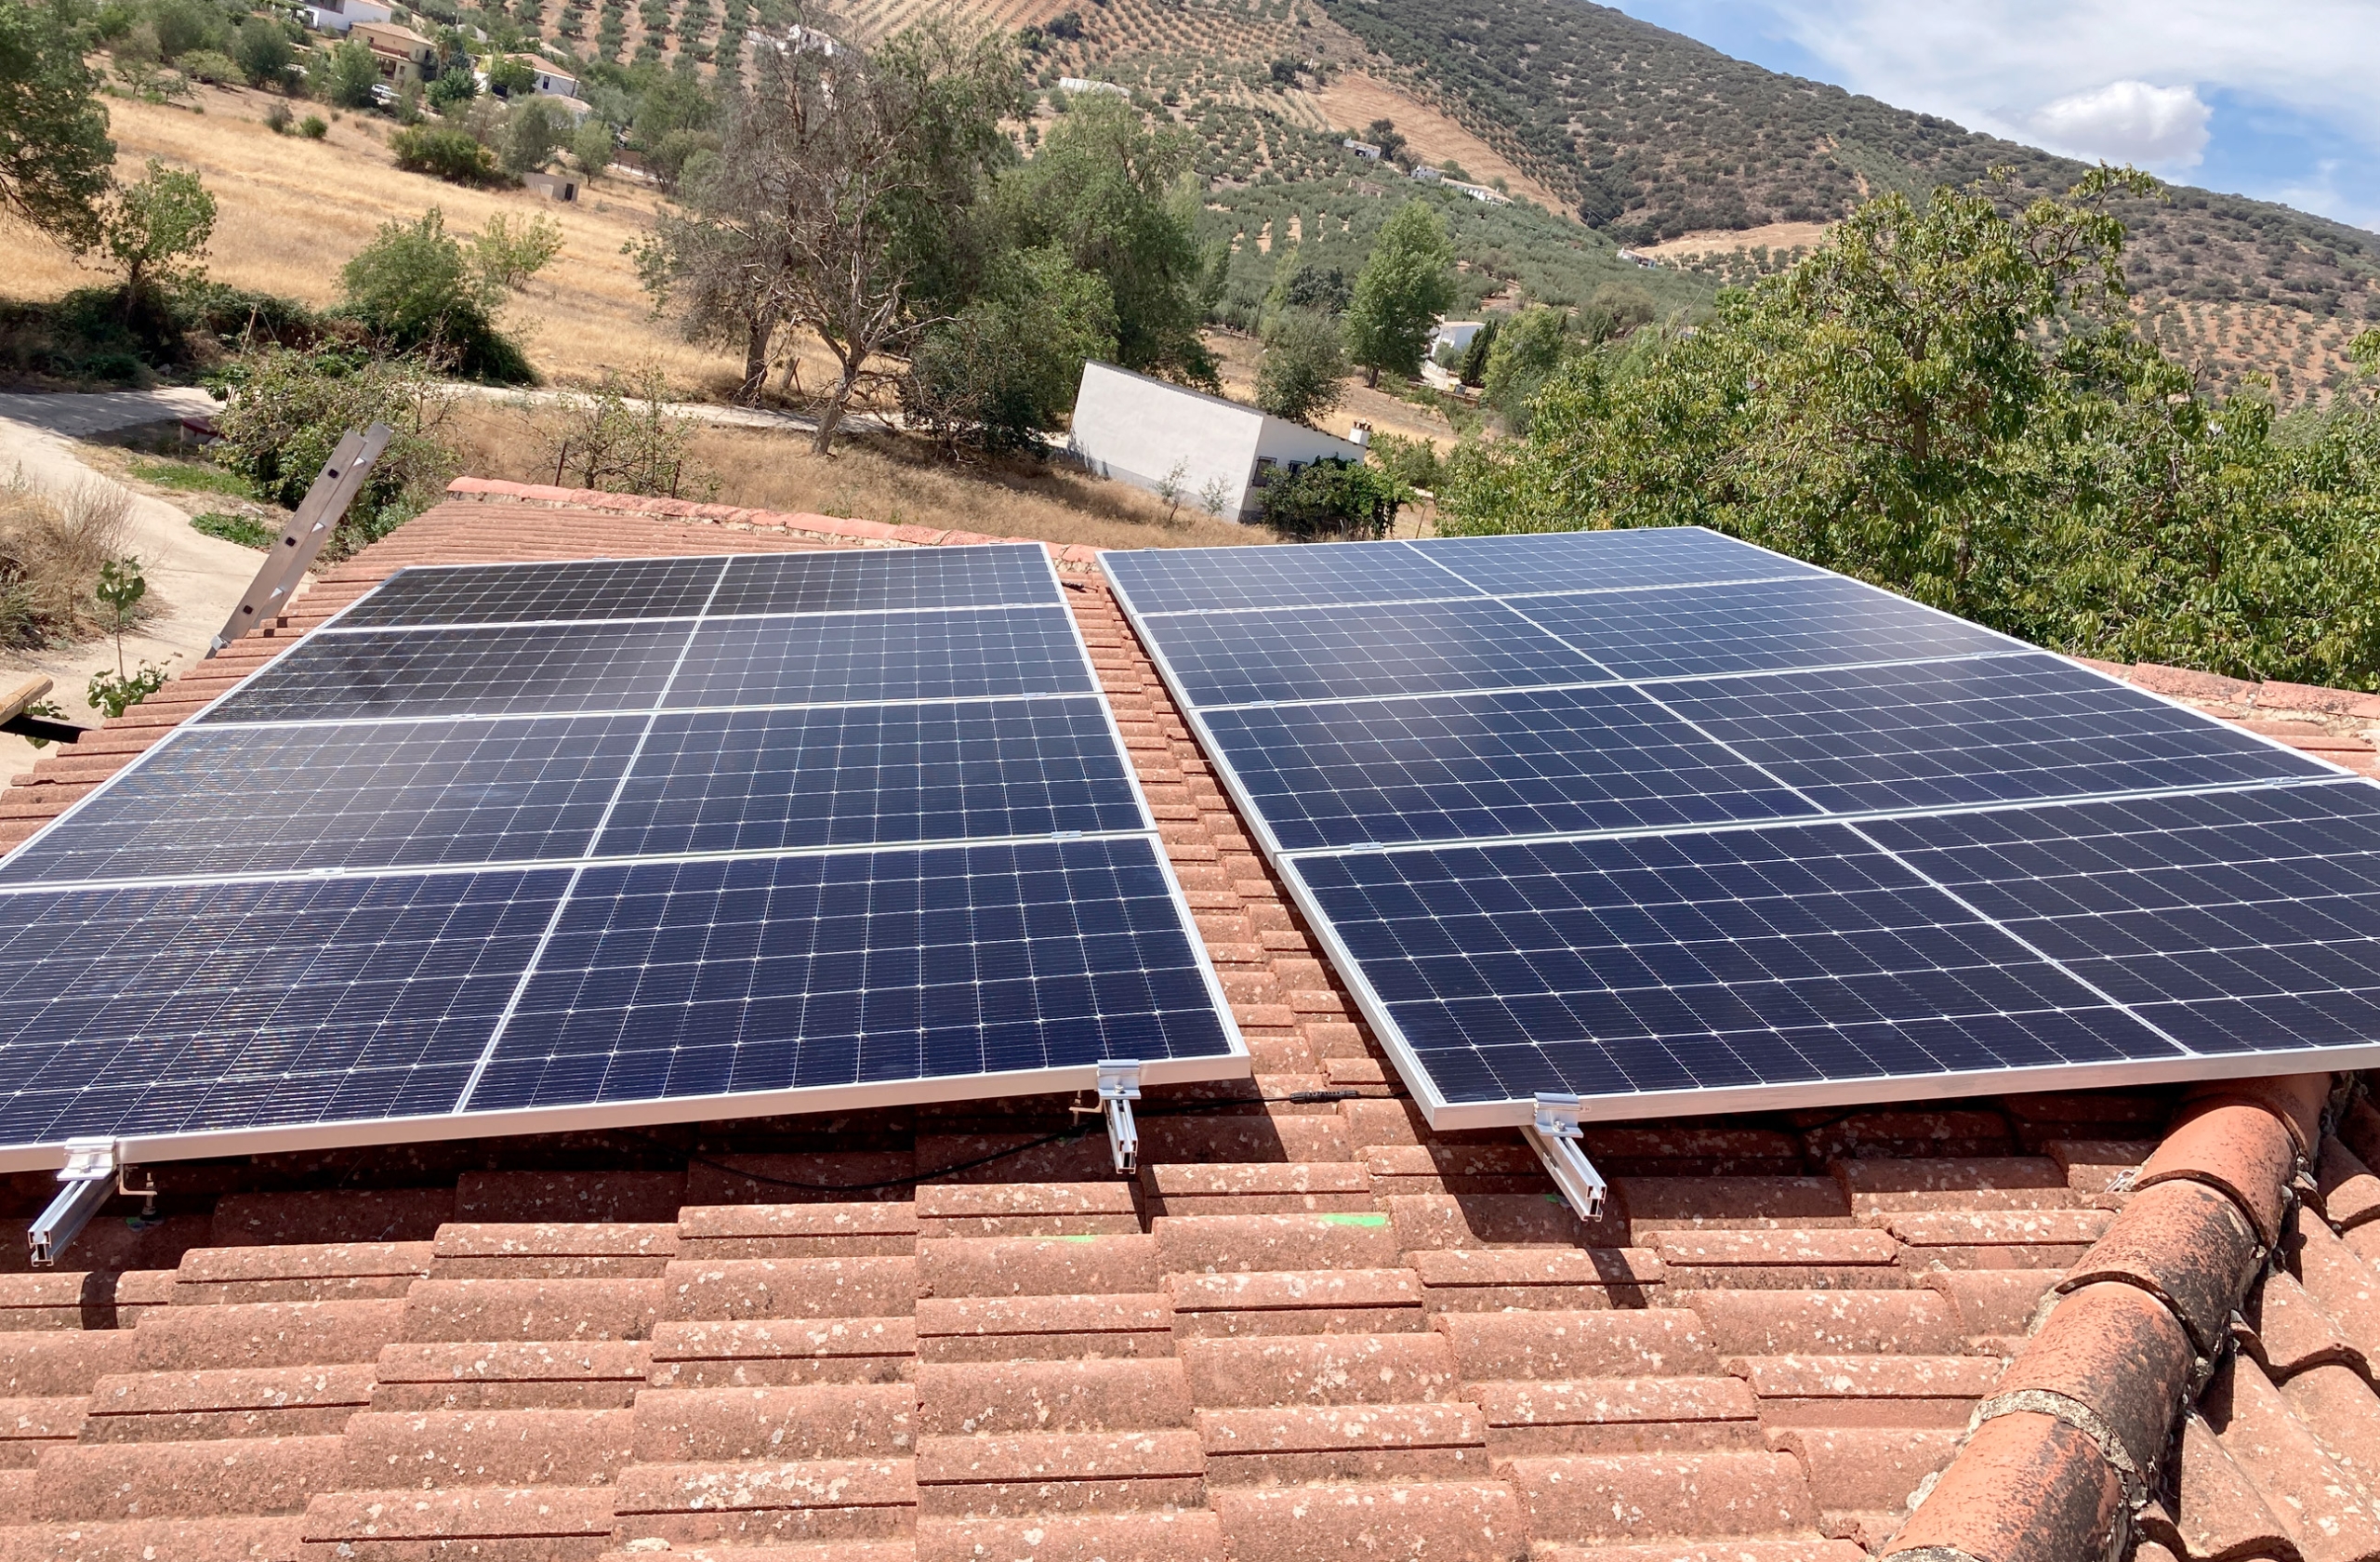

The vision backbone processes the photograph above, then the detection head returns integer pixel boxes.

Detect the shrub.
[234,16,294,88]
[191,510,278,547]
[263,99,293,133]
[174,48,243,84]
[571,118,614,176]
[540,367,703,496]
[207,346,460,558]
[0,475,132,647]
[298,113,328,139]
[390,125,500,185]
[1260,456,1404,540]
[322,37,377,108]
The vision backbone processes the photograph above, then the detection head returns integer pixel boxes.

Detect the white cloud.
[2026,80,2211,169]
[1732,0,2380,164]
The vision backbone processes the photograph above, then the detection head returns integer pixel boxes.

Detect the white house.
[1067,362,1369,524]
[522,58,577,97]
[1342,139,1382,160]
[1445,179,1513,205]
[303,0,393,33]
[1058,77,1129,98]
[1429,320,1487,361]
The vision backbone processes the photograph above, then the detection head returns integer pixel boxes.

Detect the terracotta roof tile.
[6,480,2379,1557]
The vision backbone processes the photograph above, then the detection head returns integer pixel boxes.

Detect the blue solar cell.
[1198,684,1816,851]
[204,622,697,724]
[1655,655,2335,814]
[1291,825,2178,1105]
[0,869,568,1150]
[598,698,1144,856]
[466,837,1233,1111]
[662,607,1096,708]
[1512,576,2016,681]
[1861,781,2380,1057]
[1102,541,1477,615]
[0,715,648,884]
[1415,527,1820,597]
[337,557,727,628]
[709,543,1060,616]
[1142,598,1610,707]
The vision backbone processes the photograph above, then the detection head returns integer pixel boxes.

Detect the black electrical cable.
[602,1087,1402,1194]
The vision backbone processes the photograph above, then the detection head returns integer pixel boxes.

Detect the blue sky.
[1600,0,2380,234]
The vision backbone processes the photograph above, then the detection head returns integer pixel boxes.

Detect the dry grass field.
[445,398,1276,549]
[10,86,755,393]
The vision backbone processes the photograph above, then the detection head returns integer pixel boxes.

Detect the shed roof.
[0,479,2370,1562]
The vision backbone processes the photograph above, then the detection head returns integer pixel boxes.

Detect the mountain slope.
[1320,0,2380,399]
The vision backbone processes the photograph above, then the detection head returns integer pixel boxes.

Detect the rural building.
[1342,138,1382,159]
[300,0,392,33]
[1445,179,1514,205]
[351,20,435,82]
[1409,164,1444,183]
[1430,319,1487,361]
[1058,76,1129,98]
[520,170,580,202]
[1066,361,1368,523]
[518,57,577,96]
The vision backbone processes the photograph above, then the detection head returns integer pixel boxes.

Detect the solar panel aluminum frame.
[0,546,1250,1173]
[1103,529,2379,1130]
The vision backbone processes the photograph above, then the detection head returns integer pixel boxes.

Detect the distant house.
[1058,77,1129,98]
[1614,248,1659,269]
[510,56,578,97]
[1408,165,1444,184]
[1429,320,1487,360]
[1445,179,1513,206]
[521,171,580,202]
[302,0,393,33]
[352,20,435,83]
[1342,139,1382,160]
[1068,362,1369,524]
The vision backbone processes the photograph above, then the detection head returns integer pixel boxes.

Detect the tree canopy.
[1442,169,2380,690]
[0,0,115,250]
[1343,199,1454,382]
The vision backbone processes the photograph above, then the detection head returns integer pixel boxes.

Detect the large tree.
[1440,169,2380,690]
[1343,198,1456,385]
[639,16,1017,450]
[996,94,1212,385]
[0,0,114,251]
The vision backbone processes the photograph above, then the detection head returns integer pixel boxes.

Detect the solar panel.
[1104,526,2379,1125]
[0,545,1243,1170]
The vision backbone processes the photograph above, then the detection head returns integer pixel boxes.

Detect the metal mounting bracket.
[30,1139,121,1267]
[1097,1060,1143,1174]
[1521,1093,1607,1219]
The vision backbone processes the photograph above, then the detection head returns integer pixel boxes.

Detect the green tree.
[500,96,566,175]
[486,56,536,96]
[0,0,115,251]
[904,245,1117,454]
[337,207,530,379]
[323,38,379,108]
[1480,304,1567,430]
[1439,167,2380,690]
[390,124,500,184]
[99,159,217,315]
[1344,198,1455,384]
[234,17,295,89]
[1261,456,1403,540]
[427,64,478,111]
[998,94,1211,384]
[571,117,614,176]
[1254,308,1346,427]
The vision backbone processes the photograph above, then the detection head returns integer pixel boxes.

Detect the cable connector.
[1096,1060,1143,1174]
[1521,1093,1607,1219]
[30,1139,120,1267]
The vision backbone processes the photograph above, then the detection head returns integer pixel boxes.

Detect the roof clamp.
[29,1138,126,1267]
[1522,1093,1608,1220]
[1096,1060,1144,1175]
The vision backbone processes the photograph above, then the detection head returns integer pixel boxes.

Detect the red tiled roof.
[0,480,2371,1562]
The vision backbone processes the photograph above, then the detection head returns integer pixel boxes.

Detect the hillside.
[1316,0,2380,401]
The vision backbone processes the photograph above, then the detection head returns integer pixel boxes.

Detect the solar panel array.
[1104,527,2380,1126]
[0,544,1242,1168]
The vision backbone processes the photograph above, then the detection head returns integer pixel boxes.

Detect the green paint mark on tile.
[1318,1212,1389,1227]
